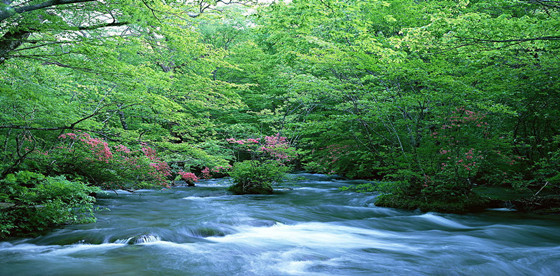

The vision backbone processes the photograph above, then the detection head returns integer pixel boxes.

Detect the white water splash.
[135,235,161,244]
[207,222,417,253]
[44,243,125,256]
[182,196,226,201]
[487,208,517,212]
[417,213,472,229]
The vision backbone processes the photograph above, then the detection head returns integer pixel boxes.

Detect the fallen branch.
[533,181,550,198]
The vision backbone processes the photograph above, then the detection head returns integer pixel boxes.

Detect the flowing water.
[1,173,559,275]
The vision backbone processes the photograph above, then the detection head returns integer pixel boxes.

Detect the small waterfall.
[114,237,133,244]
[114,235,161,245]
[135,235,161,244]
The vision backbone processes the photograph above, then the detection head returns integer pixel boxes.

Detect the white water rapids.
[1,174,559,275]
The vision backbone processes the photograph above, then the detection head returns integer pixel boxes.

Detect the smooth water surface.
[1,174,559,275]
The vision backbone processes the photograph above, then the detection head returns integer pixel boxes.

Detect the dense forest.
[1,0,559,238]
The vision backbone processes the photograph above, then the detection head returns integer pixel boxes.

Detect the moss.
[228,182,273,195]
[473,186,560,213]
[472,186,532,201]
[375,193,489,214]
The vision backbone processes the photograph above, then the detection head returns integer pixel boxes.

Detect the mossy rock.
[473,186,560,213]
[473,186,532,201]
[228,182,273,195]
[375,193,489,213]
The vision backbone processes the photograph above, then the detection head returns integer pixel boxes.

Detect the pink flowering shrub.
[226,133,297,164]
[226,134,296,194]
[201,165,231,179]
[178,171,198,182]
[58,132,113,163]
[201,167,212,179]
[419,107,523,197]
[32,131,171,189]
[303,144,355,176]
[373,107,514,212]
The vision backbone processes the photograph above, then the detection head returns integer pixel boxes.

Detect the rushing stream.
[1,173,559,275]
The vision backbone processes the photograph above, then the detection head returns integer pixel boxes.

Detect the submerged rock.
[173,180,196,187]
[228,183,273,195]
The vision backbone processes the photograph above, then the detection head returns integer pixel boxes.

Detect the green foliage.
[0,171,100,239]
[375,192,489,214]
[530,135,560,193]
[20,132,172,189]
[238,0,560,211]
[228,160,289,194]
[339,183,377,193]
[158,141,232,173]
[1,0,559,214]
[0,0,247,187]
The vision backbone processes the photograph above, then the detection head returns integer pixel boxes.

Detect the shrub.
[228,160,289,194]
[28,132,171,189]
[177,171,198,186]
[0,171,100,239]
[226,134,297,164]
[226,134,296,194]
[201,165,232,179]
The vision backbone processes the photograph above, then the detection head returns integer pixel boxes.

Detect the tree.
[0,0,255,178]
[235,0,560,211]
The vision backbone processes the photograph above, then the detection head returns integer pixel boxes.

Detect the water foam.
[417,213,472,229]
[207,222,416,252]
[135,235,161,244]
[250,249,319,275]
[182,196,225,201]
[46,243,125,256]
[487,208,517,212]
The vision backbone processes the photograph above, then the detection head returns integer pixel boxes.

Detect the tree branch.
[0,0,97,23]
[0,98,110,131]
[0,29,31,64]
[0,125,86,131]
[456,36,560,43]
[76,21,130,31]
[41,60,94,72]
[0,111,98,131]
[521,0,560,8]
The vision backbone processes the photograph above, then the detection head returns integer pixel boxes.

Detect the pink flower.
[202,167,211,179]
[178,171,198,182]
[115,144,131,154]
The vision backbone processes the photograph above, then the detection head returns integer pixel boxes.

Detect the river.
[1,173,559,275]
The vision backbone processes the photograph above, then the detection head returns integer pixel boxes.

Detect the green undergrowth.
[342,181,489,213]
[374,193,489,213]
[472,186,533,201]
[228,160,289,194]
[0,171,100,240]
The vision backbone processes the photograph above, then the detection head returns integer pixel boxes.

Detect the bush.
[340,169,489,213]
[374,192,488,213]
[371,175,488,213]
[177,171,198,186]
[0,171,100,239]
[27,132,171,189]
[228,160,289,194]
